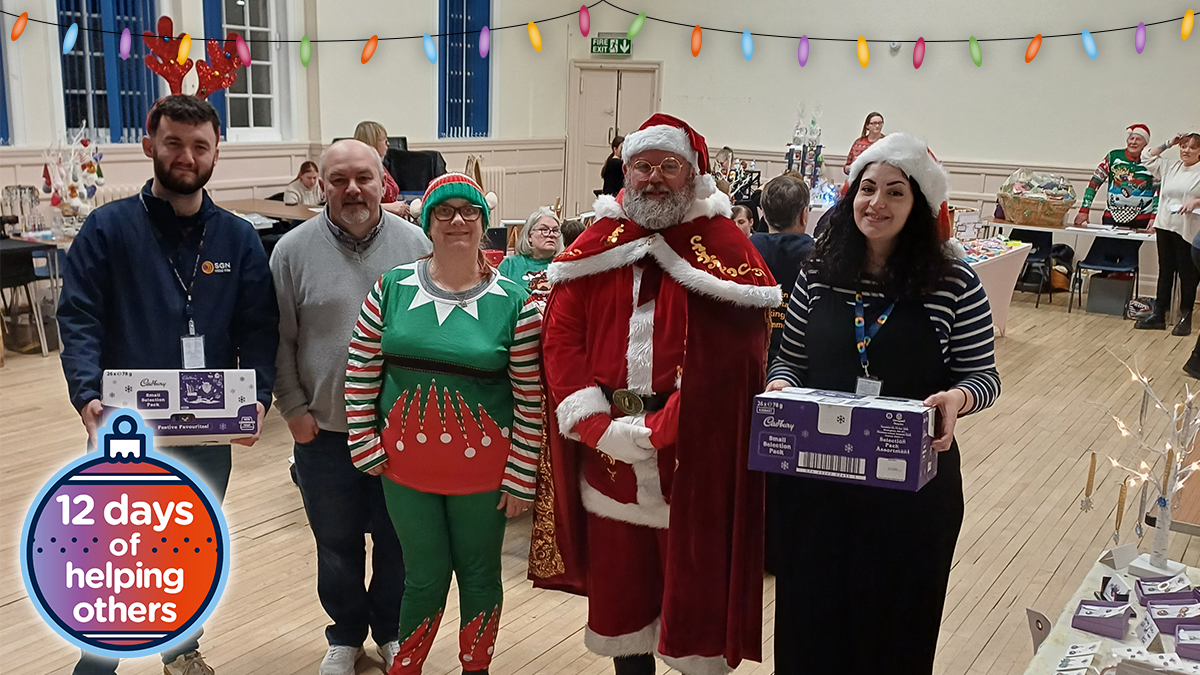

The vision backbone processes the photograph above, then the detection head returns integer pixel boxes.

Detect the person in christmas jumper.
[345,173,542,675]
[766,133,1001,675]
[1074,124,1160,229]
[529,114,779,675]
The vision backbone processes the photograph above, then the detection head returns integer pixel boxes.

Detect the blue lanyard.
[855,291,895,376]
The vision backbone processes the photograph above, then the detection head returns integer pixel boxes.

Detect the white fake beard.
[622,180,694,231]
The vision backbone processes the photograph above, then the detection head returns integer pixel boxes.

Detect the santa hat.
[1127,124,1151,142]
[621,114,718,199]
[415,173,490,235]
[847,133,950,218]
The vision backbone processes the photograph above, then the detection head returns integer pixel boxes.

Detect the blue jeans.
[74,445,231,674]
[294,430,404,647]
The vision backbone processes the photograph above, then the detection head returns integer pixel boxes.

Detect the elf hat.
[416,173,490,235]
[847,132,950,218]
[621,113,718,199]
[1127,124,1151,142]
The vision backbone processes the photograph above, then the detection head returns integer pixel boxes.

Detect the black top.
[749,231,814,362]
[601,157,624,196]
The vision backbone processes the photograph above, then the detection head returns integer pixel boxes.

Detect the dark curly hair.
[807,170,951,299]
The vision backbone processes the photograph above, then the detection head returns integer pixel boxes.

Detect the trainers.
[377,640,401,669]
[320,645,364,675]
[163,651,215,675]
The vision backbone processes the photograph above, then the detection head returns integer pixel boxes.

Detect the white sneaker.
[319,645,363,675]
[377,640,401,669]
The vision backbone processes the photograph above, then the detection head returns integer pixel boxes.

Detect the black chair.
[1009,228,1055,307]
[1069,238,1143,314]
[266,191,285,202]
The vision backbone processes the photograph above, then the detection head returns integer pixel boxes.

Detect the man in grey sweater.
[271,140,431,675]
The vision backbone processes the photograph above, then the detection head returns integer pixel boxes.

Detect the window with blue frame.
[1,37,10,145]
[58,0,159,143]
[439,0,490,138]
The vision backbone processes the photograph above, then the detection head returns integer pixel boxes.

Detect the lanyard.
[854,291,895,377]
[141,194,205,335]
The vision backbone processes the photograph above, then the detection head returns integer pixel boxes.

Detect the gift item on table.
[997,168,1077,228]
[1135,574,1194,605]
[1102,575,1133,602]
[959,236,1026,264]
[749,388,937,491]
[102,370,258,445]
[1071,600,1134,639]
[1176,626,1200,662]
[1065,642,1102,658]
[1147,601,1200,632]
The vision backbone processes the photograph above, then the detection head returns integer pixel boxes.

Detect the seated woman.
[498,207,563,297]
[283,161,323,206]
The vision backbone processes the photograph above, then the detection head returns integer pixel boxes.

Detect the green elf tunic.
[346,259,542,673]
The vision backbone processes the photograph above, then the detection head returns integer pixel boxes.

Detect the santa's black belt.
[599,384,669,416]
[382,353,507,382]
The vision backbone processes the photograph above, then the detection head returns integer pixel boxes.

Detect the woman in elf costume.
[345,173,543,675]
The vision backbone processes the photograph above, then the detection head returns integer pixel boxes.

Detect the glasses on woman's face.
[533,227,561,237]
[630,158,685,178]
[432,204,482,222]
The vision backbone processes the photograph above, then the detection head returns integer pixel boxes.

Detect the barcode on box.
[796,451,866,479]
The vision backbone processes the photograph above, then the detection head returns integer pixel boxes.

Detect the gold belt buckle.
[611,388,645,416]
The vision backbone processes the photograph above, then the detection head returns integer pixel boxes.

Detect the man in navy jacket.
[57,94,278,675]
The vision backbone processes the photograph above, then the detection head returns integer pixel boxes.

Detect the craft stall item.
[785,104,825,189]
[1133,574,1193,605]
[1071,600,1134,639]
[1082,452,1098,511]
[102,370,258,446]
[749,388,937,491]
[1176,626,1200,662]
[1086,358,1200,578]
[41,126,105,219]
[997,168,1077,227]
[1146,601,1200,632]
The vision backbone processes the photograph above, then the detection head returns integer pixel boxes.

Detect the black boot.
[1174,312,1193,336]
[614,654,656,675]
[1185,353,1200,379]
[1136,310,1167,330]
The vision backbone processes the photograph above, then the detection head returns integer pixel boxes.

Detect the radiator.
[480,166,505,220]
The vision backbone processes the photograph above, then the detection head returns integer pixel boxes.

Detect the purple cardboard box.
[1146,601,1200,632]
[1176,626,1200,661]
[102,369,258,446]
[1134,575,1193,605]
[749,388,938,491]
[1071,600,1133,639]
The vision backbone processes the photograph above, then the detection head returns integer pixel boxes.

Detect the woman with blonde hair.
[354,121,409,217]
[498,207,562,294]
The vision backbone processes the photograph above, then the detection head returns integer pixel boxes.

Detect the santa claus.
[529,114,779,675]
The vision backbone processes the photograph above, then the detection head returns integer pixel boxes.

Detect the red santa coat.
[528,190,780,669]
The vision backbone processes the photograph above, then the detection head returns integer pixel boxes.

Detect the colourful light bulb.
[528,22,542,52]
[11,12,28,41]
[177,34,191,65]
[479,26,490,59]
[628,12,646,40]
[1081,30,1097,60]
[913,37,925,69]
[300,35,311,66]
[798,35,809,66]
[235,34,250,65]
[691,26,702,57]
[362,35,378,64]
[969,36,982,67]
[1025,34,1042,63]
[1135,22,1146,53]
[856,36,869,67]
[742,30,753,60]
[119,28,131,59]
[62,23,78,54]
[423,33,437,63]
[1184,10,1194,40]
[579,6,590,37]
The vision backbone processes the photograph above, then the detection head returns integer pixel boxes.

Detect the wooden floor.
[2,293,1198,675]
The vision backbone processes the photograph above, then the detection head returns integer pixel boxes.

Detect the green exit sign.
[591,36,632,55]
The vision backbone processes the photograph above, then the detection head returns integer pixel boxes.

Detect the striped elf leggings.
[382,481,507,674]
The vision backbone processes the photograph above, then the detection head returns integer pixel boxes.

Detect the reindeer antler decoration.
[143,16,241,100]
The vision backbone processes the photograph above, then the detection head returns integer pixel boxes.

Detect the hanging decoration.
[11,11,28,41]
[61,22,78,54]
[1025,34,1042,62]
[968,35,982,66]
[235,34,250,65]
[119,27,131,59]
[1184,10,1194,40]
[177,33,191,64]
[528,21,542,52]
[691,25,702,57]
[627,11,646,39]
[797,35,809,66]
[579,5,590,37]
[742,29,753,60]
[1081,29,1097,60]
[856,36,868,67]
[422,33,437,63]
[479,26,491,58]
[1136,22,1147,53]
[362,35,378,64]
[44,124,105,217]
[913,37,925,69]
[300,35,311,66]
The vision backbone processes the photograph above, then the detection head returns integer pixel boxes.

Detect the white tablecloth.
[968,243,1032,338]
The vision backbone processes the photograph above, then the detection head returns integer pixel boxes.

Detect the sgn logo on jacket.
[201,261,232,274]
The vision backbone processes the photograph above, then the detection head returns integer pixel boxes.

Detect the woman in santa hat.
[765,133,1002,674]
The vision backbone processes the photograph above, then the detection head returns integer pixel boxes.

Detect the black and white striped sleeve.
[940,262,1001,414]
[766,269,810,387]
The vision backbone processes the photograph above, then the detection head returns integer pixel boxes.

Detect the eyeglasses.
[630,158,685,178]
[533,228,561,237]
[432,204,482,221]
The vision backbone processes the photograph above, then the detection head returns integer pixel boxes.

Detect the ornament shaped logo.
[21,410,230,658]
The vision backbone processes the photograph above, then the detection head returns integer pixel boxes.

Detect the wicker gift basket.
[997,169,1076,228]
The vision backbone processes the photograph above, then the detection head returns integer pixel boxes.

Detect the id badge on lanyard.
[854,291,894,397]
[181,305,206,370]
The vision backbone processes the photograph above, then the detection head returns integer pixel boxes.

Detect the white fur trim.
[847,132,949,216]
[623,125,699,171]
[683,189,733,222]
[580,456,670,529]
[1127,126,1150,142]
[548,237,654,285]
[585,618,660,657]
[650,239,782,309]
[658,653,734,675]
[694,173,717,200]
[556,386,610,439]
[627,267,655,396]
[593,194,625,220]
